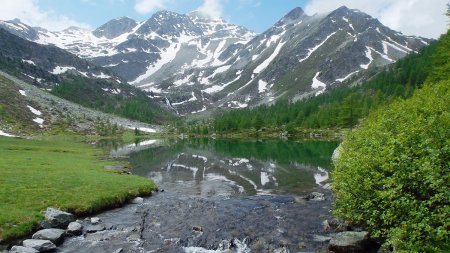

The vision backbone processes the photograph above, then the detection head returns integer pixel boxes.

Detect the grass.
[0,136,156,242]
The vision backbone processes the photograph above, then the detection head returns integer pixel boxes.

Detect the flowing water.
[58,138,338,253]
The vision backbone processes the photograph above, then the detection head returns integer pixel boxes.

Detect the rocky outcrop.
[328,231,376,253]
[22,239,56,252]
[44,208,74,228]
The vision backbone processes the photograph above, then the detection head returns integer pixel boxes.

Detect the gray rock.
[32,229,65,245]
[112,249,123,253]
[22,239,56,252]
[131,197,144,204]
[44,208,74,228]
[9,246,39,253]
[90,217,100,224]
[323,218,351,232]
[328,231,373,253]
[85,224,106,233]
[303,192,325,201]
[66,222,83,236]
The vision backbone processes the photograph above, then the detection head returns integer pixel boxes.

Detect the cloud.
[134,0,170,14]
[195,0,224,19]
[0,0,89,31]
[304,0,448,38]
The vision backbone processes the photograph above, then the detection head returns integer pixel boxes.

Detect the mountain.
[0,27,174,125]
[0,6,432,115]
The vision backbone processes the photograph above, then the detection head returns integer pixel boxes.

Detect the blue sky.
[0,0,447,38]
[36,0,309,33]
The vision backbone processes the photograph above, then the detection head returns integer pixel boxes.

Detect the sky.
[0,0,448,38]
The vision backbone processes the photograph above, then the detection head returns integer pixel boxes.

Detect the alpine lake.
[58,138,339,253]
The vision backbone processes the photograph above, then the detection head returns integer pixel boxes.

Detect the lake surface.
[58,138,338,253]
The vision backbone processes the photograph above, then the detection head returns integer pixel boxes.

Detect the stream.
[57,138,338,253]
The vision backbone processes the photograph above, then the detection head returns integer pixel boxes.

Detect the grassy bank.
[0,136,156,242]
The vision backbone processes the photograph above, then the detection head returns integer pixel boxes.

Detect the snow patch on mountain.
[253,40,286,74]
[51,66,76,75]
[312,72,326,95]
[299,32,337,63]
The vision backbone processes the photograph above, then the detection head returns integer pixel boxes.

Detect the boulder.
[328,231,375,253]
[22,239,56,252]
[32,229,65,245]
[131,197,144,204]
[9,246,39,253]
[90,217,100,224]
[67,222,83,236]
[44,208,74,228]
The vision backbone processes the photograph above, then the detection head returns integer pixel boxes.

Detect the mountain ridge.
[0,6,432,116]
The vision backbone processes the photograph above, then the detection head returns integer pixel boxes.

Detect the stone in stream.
[22,239,56,252]
[328,231,376,253]
[32,229,65,245]
[66,222,83,236]
[85,224,106,233]
[303,192,325,201]
[44,208,74,228]
[131,197,144,204]
[9,246,39,253]
[90,217,101,224]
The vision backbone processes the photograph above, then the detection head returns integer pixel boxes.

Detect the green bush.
[332,80,449,252]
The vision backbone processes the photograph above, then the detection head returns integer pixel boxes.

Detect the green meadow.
[0,136,155,242]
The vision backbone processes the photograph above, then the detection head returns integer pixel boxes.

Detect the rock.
[323,218,351,232]
[44,208,74,228]
[328,231,375,253]
[112,249,123,253]
[85,224,106,233]
[9,246,39,253]
[38,220,52,230]
[32,229,65,245]
[22,239,56,252]
[67,222,83,236]
[192,226,203,232]
[303,192,325,201]
[131,197,144,204]
[90,217,100,224]
[313,234,332,242]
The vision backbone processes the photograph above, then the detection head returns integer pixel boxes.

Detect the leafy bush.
[332,80,449,252]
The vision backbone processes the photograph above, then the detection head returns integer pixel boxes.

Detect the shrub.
[332,80,449,252]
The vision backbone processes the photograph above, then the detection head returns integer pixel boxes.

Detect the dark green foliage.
[333,31,450,252]
[213,37,439,132]
[332,80,450,252]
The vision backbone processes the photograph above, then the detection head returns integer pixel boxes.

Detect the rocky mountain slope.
[0,6,431,115]
[0,71,160,136]
[0,28,174,124]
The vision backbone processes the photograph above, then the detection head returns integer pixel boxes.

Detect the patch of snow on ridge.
[299,32,336,63]
[19,90,27,96]
[258,80,268,93]
[0,130,16,137]
[360,47,373,69]
[33,117,44,126]
[22,59,36,66]
[92,72,111,79]
[51,66,76,75]
[311,72,326,96]
[27,105,42,116]
[253,40,286,74]
[336,70,360,82]
[131,33,193,84]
